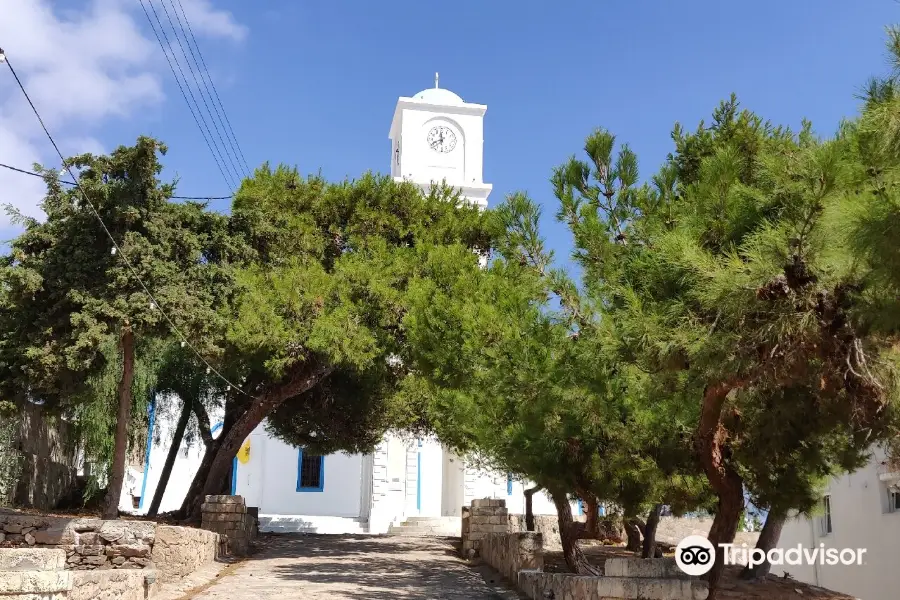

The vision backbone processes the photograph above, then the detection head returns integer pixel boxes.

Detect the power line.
[0,162,232,200]
[170,0,251,177]
[155,0,245,183]
[138,0,237,191]
[0,47,251,398]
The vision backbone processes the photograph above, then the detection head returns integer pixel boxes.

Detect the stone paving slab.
[184,533,522,599]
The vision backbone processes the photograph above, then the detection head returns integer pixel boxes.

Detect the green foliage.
[221,166,498,453]
[0,137,234,501]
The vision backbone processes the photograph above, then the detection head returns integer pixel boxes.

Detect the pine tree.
[0,137,233,519]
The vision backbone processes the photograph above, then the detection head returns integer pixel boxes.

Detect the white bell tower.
[388,74,492,208]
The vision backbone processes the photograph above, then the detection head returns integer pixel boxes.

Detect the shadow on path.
[191,533,520,600]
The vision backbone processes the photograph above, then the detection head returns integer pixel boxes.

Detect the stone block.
[604,557,690,580]
[0,549,66,571]
[106,544,150,559]
[70,568,154,600]
[201,503,244,514]
[204,495,245,506]
[82,556,107,567]
[71,519,103,533]
[217,513,244,523]
[0,570,72,594]
[75,545,104,557]
[594,576,709,599]
[32,525,75,546]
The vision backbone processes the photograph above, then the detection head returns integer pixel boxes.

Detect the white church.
[122,79,567,534]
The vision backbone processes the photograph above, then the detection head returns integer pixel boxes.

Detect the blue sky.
[4,0,899,264]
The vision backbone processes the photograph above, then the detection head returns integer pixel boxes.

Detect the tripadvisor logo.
[675,535,868,576]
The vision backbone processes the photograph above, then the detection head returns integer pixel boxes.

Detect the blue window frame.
[296,449,325,492]
[507,474,513,496]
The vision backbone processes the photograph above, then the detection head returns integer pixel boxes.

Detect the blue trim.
[138,391,156,510]
[599,504,606,517]
[230,457,237,495]
[416,448,422,511]
[577,500,583,516]
[296,449,325,492]
[507,474,513,496]
[211,422,223,434]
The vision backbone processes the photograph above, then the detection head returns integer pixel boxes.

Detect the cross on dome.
[413,73,463,105]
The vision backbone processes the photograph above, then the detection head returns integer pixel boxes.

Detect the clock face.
[427,125,457,153]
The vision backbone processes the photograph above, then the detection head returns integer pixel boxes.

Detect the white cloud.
[179,0,247,42]
[0,0,245,233]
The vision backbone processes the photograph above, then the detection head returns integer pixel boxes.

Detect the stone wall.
[200,495,255,557]
[656,516,758,547]
[0,548,160,600]
[70,569,157,600]
[501,512,757,551]
[1,403,79,511]
[480,532,543,584]
[475,527,710,600]
[517,566,709,600]
[0,548,71,600]
[150,526,218,582]
[0,510,220,584]
[460,499,509,559]
[0,512,156,570]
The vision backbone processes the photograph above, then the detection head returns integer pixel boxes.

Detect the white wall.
[122,395,224,516]
[235,422,364,518]
[417,439,444,517]
[774,447,899,600]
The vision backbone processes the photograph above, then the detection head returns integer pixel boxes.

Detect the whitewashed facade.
[773,446,899,600]
[124,80,571,532]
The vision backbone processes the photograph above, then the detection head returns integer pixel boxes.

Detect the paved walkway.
[180,534,521,599]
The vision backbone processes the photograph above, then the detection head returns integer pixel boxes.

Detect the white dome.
[413,87,464,105]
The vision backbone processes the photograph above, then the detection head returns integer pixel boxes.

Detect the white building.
[125,79,573,533]
[774,446,898,600]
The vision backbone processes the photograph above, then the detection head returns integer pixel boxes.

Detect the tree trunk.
[187,362,332,520]
[624,519,642,552]
[101,324,135,520]
[179,438,220,518]
[695,381,744,598]
[193,399,213,447]
[642,503,664,558]
[551,489,600,575]
[147,397,192,517]
[178,394,242,519]
[740,510,786,580]
[585,495,600,538]
[524,486,540,532]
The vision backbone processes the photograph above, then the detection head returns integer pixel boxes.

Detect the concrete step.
[387,524,460,537]
[403,516,462,526]
[259,515,370,535]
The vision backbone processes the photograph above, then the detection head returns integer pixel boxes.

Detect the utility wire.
[170,0,252,177]
[156,0,245,182]
[0,162,232,200]
[1,48,251,398]
[138,0,237,191]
